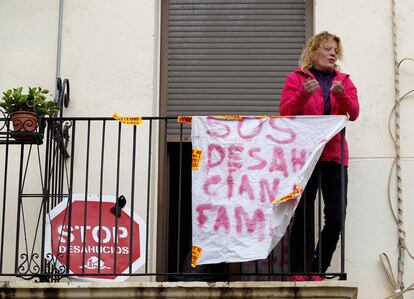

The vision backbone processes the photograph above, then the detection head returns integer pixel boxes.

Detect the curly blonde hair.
[299,31,343,70]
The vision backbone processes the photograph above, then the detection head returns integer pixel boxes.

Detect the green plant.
[0,86,59,117]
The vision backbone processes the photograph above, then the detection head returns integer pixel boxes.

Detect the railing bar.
[4,271,345,278]
[16,193,71,198]
[176,123,184,272]
[18,194,52,197]
[20,144,33,193]
[278,237,283,280]
[0,124,11,271]
[44,128,52,275]
[287,227,292,279]
[2,117,347,281]
[65,121,77,274]
[145,119,153,273]
[36,145,45,190]
[27,146,46,277]
[60,122,68,273]
[54,197,71,276]
[45,116,180,121]
[303,181,307,274]
[51,140,57,208]
[14,145,25,274]
[282,234,287,280]
[58,123,65,208]
[21,116,301,122]
[81,120,91,274]
[54,139,59,207]
[64,155,71,191]
[97,120,106,274]
[113,122,122,272]
[49,127,63,276]
[161,118,168,281]
[53,132,61,206]
[45,123,52,211]
[29,188,47,275]
[40,120,52,276]
[238,263,243,280]
[317,165,322,273]
[19,172,31,273]
[268,246,272,280]
[340,129,346,278]
[129,125,137,274]
[50,126,59,279]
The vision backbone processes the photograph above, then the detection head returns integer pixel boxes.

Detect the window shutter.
[167,0,307,137]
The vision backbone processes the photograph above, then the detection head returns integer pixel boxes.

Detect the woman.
[279,31,359,281]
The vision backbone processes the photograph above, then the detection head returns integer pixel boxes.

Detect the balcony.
[0,115,357,298]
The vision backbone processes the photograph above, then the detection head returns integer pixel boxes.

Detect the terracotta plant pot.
[10,111,39,141]
[10,111,39,132]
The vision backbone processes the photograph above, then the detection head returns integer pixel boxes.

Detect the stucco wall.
[59,0,159,117]
[0,0,160,278]
[0,0,159,120]
[57,0,161,277]
[0,0,60,278]
[2,0,414,298]
[315,0,414,298]
[0,1,58,88]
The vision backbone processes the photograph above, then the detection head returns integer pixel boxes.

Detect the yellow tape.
[251,115,283,119]
[191,245,203,268]
[215,115,244,121]
[273,185,303,205]
[177,116,192,124]
[192,148,202,170]
[113,112,142,125]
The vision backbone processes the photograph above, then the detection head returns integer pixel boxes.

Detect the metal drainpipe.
[55,0,64,100]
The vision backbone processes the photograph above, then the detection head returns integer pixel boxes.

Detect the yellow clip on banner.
[273,185,303,205]
[191,245,203,268]
[113,112,142,125]
[177,116,193,124]
[192,148,202,170]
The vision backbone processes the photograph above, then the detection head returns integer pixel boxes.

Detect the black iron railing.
[0,115,347,282]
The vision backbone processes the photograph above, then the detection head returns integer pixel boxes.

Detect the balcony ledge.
[0,280,358,299]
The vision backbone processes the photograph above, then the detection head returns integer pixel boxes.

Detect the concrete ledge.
[0,281,358,299]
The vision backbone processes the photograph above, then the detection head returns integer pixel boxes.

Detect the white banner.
[191,115,347,266]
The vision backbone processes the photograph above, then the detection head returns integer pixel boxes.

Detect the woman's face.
[313,39,338,71]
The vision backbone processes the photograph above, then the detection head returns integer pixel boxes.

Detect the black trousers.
[289,161,348,274]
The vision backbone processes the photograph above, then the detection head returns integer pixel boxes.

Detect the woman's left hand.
[330,80,344,94]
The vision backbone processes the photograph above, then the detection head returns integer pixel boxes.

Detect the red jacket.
[279,67,359,166]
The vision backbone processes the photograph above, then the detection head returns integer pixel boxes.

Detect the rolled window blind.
[167,0,306,137]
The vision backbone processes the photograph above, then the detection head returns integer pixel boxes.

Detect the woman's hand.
[330,80,344,93]
[303,78,319,94]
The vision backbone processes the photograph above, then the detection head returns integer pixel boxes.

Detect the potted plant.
[0,87,59,135]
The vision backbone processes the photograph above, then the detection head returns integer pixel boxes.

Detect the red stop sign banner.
[45,194,146,281]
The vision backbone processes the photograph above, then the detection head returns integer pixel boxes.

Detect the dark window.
[158,0,312,280]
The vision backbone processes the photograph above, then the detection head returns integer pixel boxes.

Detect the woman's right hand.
[303,78,319,94]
